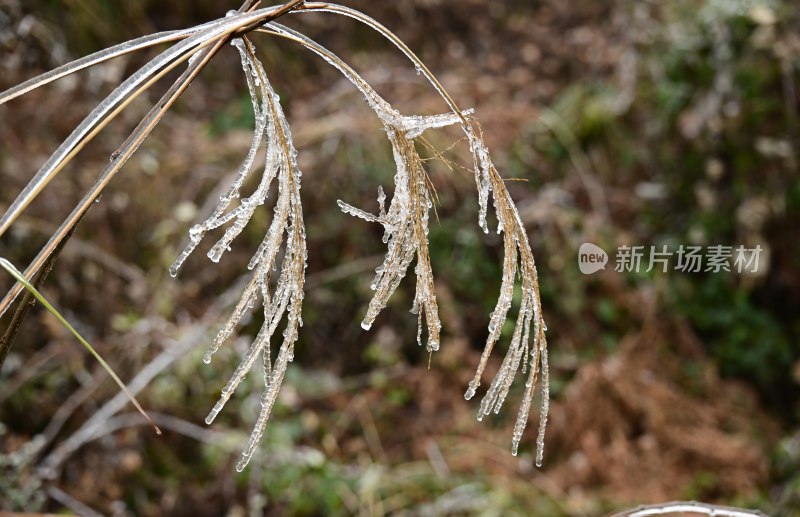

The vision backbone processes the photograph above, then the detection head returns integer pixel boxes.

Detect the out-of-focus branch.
[609,501,767,517]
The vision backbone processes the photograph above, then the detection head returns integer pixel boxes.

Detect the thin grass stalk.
[0,36,222,318]
[292,3,466,123]
[0,2,303,242]
[0,258,160,434]
[0,213,83,370]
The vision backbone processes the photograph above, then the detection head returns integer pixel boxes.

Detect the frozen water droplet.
[465,387,476,400]
[414,64,422,75]
[361,320,372,331]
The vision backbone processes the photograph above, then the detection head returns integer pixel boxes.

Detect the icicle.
[268,12,551,469]
[464,385,476,400]
[535,342,550,467]
[235,338,292,471]
[337,200,384,223]
[165,35,310,469]
[377,185,386,217]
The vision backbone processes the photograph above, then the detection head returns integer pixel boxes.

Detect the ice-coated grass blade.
[0,11,265,241]
[0,29,192,106]
[0,2,307,319]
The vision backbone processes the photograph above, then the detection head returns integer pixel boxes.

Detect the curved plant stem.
[291,3,466,125]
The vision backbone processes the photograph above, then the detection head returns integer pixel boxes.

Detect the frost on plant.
[169,36,307,472]
[463,129,550,464]
[0,2,549,471]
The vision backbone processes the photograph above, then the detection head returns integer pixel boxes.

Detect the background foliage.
[0,0,798,515]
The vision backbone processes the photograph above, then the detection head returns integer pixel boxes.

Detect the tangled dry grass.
[548,316,778,506]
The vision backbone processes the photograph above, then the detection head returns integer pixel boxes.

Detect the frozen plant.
[0,1,549,471]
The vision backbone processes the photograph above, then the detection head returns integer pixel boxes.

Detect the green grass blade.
[0,257,161,435]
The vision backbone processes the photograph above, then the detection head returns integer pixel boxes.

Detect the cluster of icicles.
[169,36,307,471]
[168,14,550,470]
[0,2,548,473]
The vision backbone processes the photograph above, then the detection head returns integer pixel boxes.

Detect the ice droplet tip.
[464,387,476,400]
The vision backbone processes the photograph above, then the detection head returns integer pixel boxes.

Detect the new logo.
[578,242,608,274]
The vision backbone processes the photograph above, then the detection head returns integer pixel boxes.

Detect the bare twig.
[45,487,104,517]
[39,324,205,476]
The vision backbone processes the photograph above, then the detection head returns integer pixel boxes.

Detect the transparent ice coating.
[273,12,550,464]
[0,8,298,318]
[169,36,306,471]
